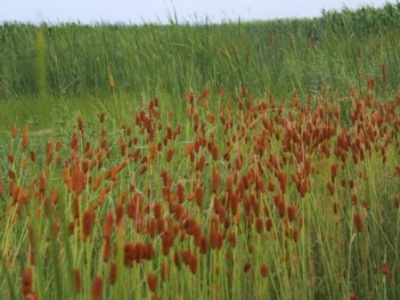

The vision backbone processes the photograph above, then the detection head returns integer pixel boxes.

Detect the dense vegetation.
[0,2,400,101]
[0,3,400,300]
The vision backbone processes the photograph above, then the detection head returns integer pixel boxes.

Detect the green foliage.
[0,3,400,101]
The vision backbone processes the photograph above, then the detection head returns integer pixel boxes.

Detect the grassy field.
[1,3,400,300]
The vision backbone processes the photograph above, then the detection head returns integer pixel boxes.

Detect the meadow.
[1,3,400,300]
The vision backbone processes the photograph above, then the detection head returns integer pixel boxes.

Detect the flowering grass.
[1,4,400,299]
[0,82,400,299]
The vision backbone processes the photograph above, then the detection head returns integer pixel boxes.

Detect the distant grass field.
[1,3,400,300]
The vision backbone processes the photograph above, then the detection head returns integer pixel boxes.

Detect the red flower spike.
[99,112,106,123]
[287,206,297,222]
[109,263,117,285]
[353,213,363,232]
[199,236,208,253]
[147,273,157,292]
[102,212,114,239]
[277,171,287,193]
[393,196,400,209]
[188,254,198,274]
[327,182,335,196]
[71,169,85,195]
[229,232,237,248]
[115,204,124,227]
[77,116,84,136]
[103,238,112,262]
[260,264,269,278]
[333,202,339,214]
[22,268,33,297]
[195,155,206,171]
[11,123,17,138]
[211,166,220,193]
[91,277,103,300]
[176,183,185,203]
[22,135,29,150]
[256,218,263,233]
[266,218,273,231]
[184,143,195,156]
[195,186,204,207]
[73,269,82,293]
[30,151,36,162]
[350,292,359,300]
[161,263,169,281]
[83,210,95,240]
[330,163,338,182]
[243,262,251,273]
[153,203,162,219]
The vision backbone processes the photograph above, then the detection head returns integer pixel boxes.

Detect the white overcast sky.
[0,0,397,24]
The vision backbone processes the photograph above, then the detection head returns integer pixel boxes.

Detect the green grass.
[1,3,400,102]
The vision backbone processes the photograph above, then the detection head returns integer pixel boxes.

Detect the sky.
[0,0,397,25]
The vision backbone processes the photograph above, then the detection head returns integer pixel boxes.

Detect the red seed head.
[162,231,173,256]
[277,171,287,193]
[255,218,263,234]
[99,112,106,123]
[381,262,391,276]
[71,169,85,195]
[147,273,157,293]
[333,202,339,214]
[353,213,363,232]
[183,143,195,156]
[287,205,297,222]
[188,254,198,274]
[160,263,169,281]
[195,155,206,171]
[102,211,114,239]
[330,163,338,182]
[91,277,103,300]
[22,135,29,150]
[22,268,33,296]
[327,182,335,196]
[73,269,82,293]
[210,229,223,250]
[351,194,358,205]
[291,228,300,242]
[259,264,269,278]
[350,292,359,300]
[211,166,220,193]
[153,203,162,219]
[11,123,17,138]
[30,151,36,163]
[199,236,208,254]
[266,218,273,231]
[77,116,84,136]
[229,232,237,247]
[176,183,185,204]
[195,186,204,207]
[103,238,112,262]
[230,193,239,215]
[82,210,95,240]
[109,263,117,285]
[243,262,251,273]
[115,204,124,227]
[393,196,400,209]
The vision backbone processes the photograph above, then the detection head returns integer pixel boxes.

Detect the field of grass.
[1,3,400,300]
